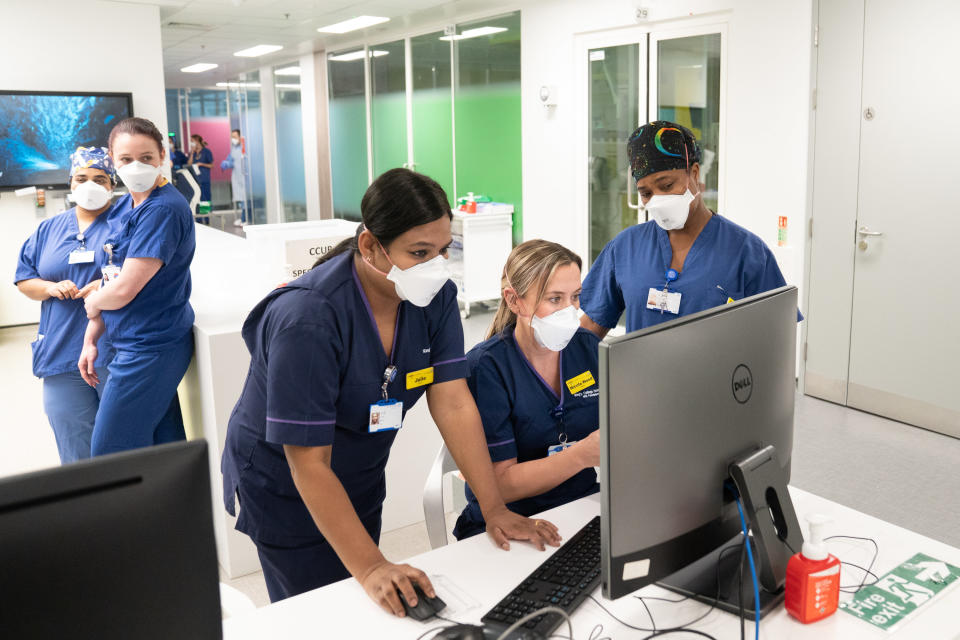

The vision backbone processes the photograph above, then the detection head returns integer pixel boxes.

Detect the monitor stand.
[657,532,784,619]
[658,445,803,620]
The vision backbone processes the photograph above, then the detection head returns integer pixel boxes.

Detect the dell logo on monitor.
[732,364,753,404]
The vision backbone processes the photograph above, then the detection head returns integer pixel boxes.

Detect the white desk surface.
[223,487,960,639]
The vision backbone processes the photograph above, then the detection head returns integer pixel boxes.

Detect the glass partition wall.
[328,11,522,236]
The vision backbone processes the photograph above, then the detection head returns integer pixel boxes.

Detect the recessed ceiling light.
[234,44,283,57]
[439,26,508,42]
[328,50,389,62]
[181,63,218,73]
[274,66,301,76]
[317,15,389,34]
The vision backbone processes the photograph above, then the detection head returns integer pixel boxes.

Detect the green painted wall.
[329,95,367,221]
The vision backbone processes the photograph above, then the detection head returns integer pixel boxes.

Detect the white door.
[845,0,960,435]
[575,24,725,269]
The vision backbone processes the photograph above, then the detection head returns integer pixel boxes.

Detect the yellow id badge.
[406,366,434,389]
[565,371,596,395]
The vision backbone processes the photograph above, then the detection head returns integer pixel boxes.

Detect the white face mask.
[71,180,112,211]
[644,188,696,231]
[366,245,451,307]
[116,161,161,193]
[530,305,580,352]
[231,138,240,147]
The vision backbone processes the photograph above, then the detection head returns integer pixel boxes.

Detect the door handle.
[858,226,883,237]
[626,165,639,211]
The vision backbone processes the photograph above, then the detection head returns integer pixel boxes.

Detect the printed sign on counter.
[285,235,352,279]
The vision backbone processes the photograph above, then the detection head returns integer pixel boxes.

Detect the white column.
[299,52,322,221]
[259,65,282,224]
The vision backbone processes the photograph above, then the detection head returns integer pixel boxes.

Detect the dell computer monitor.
[0,440,222,639]
[599,286,801,616]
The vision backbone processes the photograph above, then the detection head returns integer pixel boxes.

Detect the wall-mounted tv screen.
[0,91,133,190]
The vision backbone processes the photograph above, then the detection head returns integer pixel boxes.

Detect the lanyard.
[381,365,397,402]
[663,267,679,292]
[76,232,86,250]
[549,357,567,444]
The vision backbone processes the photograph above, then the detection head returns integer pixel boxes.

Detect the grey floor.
[3,307,958,611]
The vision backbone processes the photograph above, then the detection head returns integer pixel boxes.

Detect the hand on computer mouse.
[484,506,562,551]
[358,559,435,617]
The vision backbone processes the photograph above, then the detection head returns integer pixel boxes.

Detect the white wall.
[0,0,168,327]
[521,0,813,292]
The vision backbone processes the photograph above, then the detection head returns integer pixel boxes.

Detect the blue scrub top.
[581,214,797,333]
[191,148,213,184]
[222,251,468,545]
[101,182,195,351]
[14,207,115,378]
[457,326,601,534]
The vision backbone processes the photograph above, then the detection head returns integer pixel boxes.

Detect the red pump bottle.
[785,514,841,623]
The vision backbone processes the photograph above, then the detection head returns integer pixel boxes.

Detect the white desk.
[223,487,960,639]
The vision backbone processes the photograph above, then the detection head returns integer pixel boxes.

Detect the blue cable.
[734,495,761,640]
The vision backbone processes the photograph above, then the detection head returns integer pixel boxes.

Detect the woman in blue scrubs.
[188,134,213,224]
[454,240,601,540]
[14,147,117,463]
[221,168,561,613]
[580,121,793,338]
[79,117,195,456]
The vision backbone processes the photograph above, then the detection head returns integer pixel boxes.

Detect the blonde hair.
[487,239,583,340]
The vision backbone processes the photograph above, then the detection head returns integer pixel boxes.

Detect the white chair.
[219,582,257,620]
[423,443,460,549]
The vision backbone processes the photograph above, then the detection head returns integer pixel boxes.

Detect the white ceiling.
[110,0,509,88]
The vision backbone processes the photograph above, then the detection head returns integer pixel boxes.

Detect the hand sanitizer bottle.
[785,514,841,623]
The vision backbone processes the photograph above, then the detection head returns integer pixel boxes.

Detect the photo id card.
[547,441,576,457]
[369,399,403,432]
[101,264,121,282]
[68,249,95,264]
[646,287,681,314]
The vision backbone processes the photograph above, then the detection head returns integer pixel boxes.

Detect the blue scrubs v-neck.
[453,326,601,539]
[221,251,468,546]
[581,214,797,333]
[15,208,114,377]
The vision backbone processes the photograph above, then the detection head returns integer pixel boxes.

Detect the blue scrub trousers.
[253,510,382,602]
[42,368,109,464]
[90,335,193,456]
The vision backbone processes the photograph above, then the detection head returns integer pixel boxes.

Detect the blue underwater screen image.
[0,93,132,188]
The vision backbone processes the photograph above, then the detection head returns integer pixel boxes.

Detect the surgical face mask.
[644,188,696,231]
[190,141,198,150]
[116,161,161,193]
[530,305,580,352]
[231,138,240,147]
[71,180,112,210]
[367,246,451,307]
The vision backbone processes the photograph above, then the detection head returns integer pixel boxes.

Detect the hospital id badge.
[547,441,576,457]
[646,287,681,314]
[101,264,121,282]
[369,399,403,432]
[68,249,95,264]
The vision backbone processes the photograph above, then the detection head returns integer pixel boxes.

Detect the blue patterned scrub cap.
[70,146,116,181]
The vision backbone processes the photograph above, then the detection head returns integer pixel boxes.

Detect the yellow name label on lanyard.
[565,370,596,395]
[406,367,434,389]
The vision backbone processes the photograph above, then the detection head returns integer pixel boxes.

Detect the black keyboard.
[481,516,601,639]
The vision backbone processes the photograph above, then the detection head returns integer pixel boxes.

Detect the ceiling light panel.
[317,15,389,34]
[234,44,284,57]
[181,63,219,73]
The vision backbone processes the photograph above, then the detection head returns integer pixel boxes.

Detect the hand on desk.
[485,506,562,551]
[358,559,434,618]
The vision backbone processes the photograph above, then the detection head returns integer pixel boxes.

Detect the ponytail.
[486,240,583,340]
[313,224,362,268]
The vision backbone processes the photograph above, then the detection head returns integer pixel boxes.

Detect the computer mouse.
[434,624,486,640]
[399,584,447,621]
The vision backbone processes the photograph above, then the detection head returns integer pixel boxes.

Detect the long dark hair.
[314,168,452,268]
